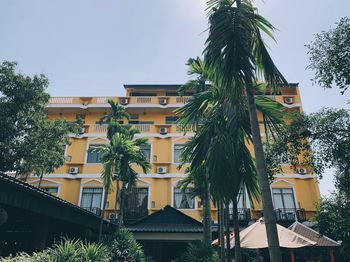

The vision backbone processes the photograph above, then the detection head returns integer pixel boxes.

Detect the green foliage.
[265,108,350,179]
[172,242,219,262]
[103,229,147,262]
[315,192,350,260]
[0,239,109,262]
[306,17,350,94]
[0,61,80,177]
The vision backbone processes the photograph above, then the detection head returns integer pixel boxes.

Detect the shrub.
[0,238,110,262]
[103,228,147,262]
[172,242,219,262]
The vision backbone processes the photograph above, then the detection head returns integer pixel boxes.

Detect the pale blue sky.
[1,0,349,196]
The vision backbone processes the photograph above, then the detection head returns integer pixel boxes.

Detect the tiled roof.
[127,205,203,233]
[289,221,340,247]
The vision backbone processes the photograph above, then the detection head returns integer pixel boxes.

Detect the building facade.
[27,84,321,228]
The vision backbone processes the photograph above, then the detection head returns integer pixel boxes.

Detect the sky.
[1,0,349,196]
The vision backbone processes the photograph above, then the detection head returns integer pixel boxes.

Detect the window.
[140,144,151,162]
[43,187,59,196]
[124,188,149,220]
[87,145,104,163]
[237,188,246,209]
[173,144,185,163]
[272,188,296,210]
[80,187,103,212]
[166,116,180,124]
[173,188,195,209]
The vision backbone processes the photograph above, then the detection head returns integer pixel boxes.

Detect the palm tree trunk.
[118,185,125,227]
[203,169,212,245]
[225,201,231,261]
[232,198,242,262]
[246,85,281,262]
[115,177,120,216]
[98,187,108,241]
[218,200,225,261]
[38,172,44,188]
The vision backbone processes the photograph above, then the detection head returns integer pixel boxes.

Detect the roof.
[289,221,340,247]
[0,174,111,230]
[124,84,182,90]
[127,205,203,233]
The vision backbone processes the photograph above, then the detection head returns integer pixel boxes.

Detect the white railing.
[132,124,151,132]
[96,97,109,103]
[49,97,74,104]
[176,96,192,103]
[136,97,152,103]
[176,124,195,132]
[92,124,108,133]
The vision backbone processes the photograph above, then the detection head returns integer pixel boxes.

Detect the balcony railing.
[85,124,194,134]
[82,206,102,216]
[274,208,305,222]
[229,208,251,222]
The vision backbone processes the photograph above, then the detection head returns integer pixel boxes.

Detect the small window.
[43,187,59,196]
[87,145,104,163]
[173,188,195,209]
[130,114,139,120]
[140,144,151,162]
[173,144,185,163]
[166,116,180,125]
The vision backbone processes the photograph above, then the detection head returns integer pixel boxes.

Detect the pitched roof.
[289,221,340,247]
[127,205,203,233]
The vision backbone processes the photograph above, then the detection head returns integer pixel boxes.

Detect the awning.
[288,221,340,247]
[212,218,316,249]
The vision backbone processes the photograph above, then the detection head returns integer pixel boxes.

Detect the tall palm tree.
[98,131,151,239]
[205,1,288,261]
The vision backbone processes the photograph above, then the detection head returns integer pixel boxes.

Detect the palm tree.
[204,1,288,261]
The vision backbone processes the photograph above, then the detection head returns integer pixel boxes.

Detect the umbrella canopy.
[212,218,316,249]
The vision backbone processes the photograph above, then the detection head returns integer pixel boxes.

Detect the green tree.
[0,61,79,182]
[178,77,284,261]
[97,107,151,239]
[266,108,350,260]
[204,1,288,261]
[306,17,350,95]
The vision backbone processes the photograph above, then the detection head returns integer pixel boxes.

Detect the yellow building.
[27,84,320,230]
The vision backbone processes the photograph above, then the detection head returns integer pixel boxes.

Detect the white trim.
[28,178,62,197]
[273,174,316,179]
[68,133,195,139]
[271,179,295,186]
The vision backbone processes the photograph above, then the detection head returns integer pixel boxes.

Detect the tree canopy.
[0,61,79,178]
[306,17,350,94]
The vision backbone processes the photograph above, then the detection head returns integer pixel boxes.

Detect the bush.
[103,228,147,262]
[172,242,219,262]
[0,239,109,262]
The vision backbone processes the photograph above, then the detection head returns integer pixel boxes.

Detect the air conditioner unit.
[120,98,129,105]
[284,97,294,104]
[159,127,168,135]
[159,98,168,105]
[297,168,307,175]
[157,166,167,174]
[69,167,79,174]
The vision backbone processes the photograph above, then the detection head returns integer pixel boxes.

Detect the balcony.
[85,124,195,134]
[229,208,251,225]
[82,206,102,216]
[274,208,306,222]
